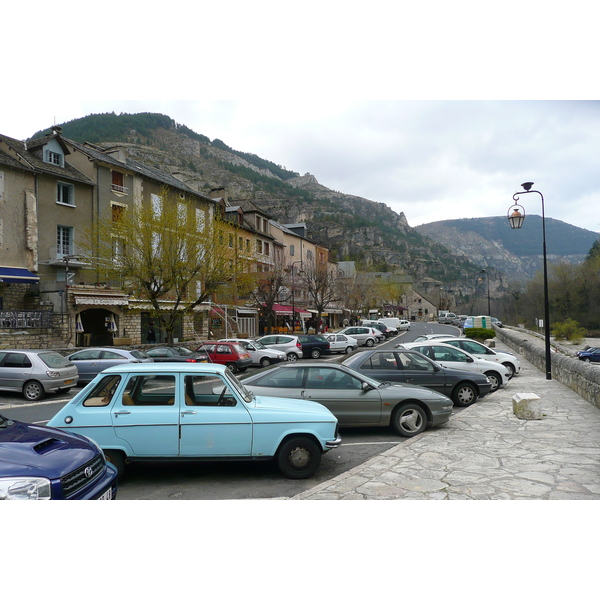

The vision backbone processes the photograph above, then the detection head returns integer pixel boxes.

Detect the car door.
[179,373,252,456]
[69,349,103,382]
[99,350,131,372]
[354,351,407,384]
[111,372,180,456]
[300,366,382,425]
[397,351,450,396]
[421,345,477,373]
[0,352,33,391]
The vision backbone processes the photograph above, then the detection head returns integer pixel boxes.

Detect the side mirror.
[361,381,373,392]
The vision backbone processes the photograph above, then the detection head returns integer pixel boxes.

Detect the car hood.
[0,420,97,478]
[248,394,338,422]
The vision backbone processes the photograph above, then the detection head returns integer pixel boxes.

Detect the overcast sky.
[4,3,599,235]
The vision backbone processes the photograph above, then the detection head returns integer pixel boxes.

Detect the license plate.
[97,488,113,500]
[63,379,74,385]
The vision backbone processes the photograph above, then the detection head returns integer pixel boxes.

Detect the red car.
[196,342,252,373]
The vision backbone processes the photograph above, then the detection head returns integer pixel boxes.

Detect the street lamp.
[508,182,552,380]
[480,269,491,316]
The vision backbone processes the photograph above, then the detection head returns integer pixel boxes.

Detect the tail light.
[296,342,302,349]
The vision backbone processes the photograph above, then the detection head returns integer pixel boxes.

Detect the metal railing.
[0,310,54,329]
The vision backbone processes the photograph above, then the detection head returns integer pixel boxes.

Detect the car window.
[399,352,436,372]
[184,375,236,407]
[146,348,169,357]
[70,349,102,360]
[0,351,7,365]
[253,367,304,388]
[457,340,489,355]
[201,344,217,353]
[431,346,468,362]
[38,352,71,368]
[259,337,276,344]
[277,337,293,344]
[4,353,32,368]
[306,367,361,390]
[82,375,122,407]
[130,350,148,359]
[121,374,177,406]
[361,352,399,371]
[101,351,124,360]
[215,344,232,354]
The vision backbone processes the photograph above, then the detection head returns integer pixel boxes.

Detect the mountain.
[415,217,599,280]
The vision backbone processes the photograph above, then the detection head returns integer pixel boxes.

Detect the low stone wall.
[494,327,600,409]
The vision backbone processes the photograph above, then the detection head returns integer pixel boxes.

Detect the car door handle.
[114,410,131,416]
[406,377,414,382]
[181,410,197,416]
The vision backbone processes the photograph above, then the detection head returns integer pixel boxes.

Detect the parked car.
[401,341,510,392]
[47,363,341,479]
[491,317,503,328]
[426,336,521,378]
[360,319,396,337]
[396,320,411,331]
[0,349,79,401]
[145,346,210,364]
[240,362,453,437]
[438,312,456,324]
[255,335,303,362]
[576,347,600,363]
[410,333,459,343]
[196,342,252,373]
[68,348,153,384]
[337,326,378,347]
[342,347,492,407]
[218,339,286,367]
[379,317,407,332]
[296,334,331,358]
[462,317,474,330]
[0,412,117,500]
[324,333,359,354]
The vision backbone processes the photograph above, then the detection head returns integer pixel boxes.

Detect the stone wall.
[494,327,600,410]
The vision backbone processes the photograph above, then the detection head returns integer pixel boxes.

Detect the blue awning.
[0,266,40,284]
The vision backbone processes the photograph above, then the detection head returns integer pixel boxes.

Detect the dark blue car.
[0,413,117,500]
[576,347,600,363]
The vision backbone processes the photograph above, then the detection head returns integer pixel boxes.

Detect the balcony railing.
[0,310,54,329]
[47,245,90,266]
[111,183,129,194]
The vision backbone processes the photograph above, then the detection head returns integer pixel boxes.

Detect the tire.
[104,450,127,480]
[391,403,427,437]
[286,353,299,362]
[584,358,591,363]
[226,363,238,373]
[310,348,322,359]
[502,362,516,379]
[260,357,271,368]
[365,338,375,347]
[276,436,321,479]
[451,382,477,407]
[345,346,355,354]
[23,380,44,401]
[485,371,502,392]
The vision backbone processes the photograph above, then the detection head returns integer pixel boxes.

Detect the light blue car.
[47,363,341,479]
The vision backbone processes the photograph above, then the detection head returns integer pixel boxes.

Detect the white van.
[379,317,410,332]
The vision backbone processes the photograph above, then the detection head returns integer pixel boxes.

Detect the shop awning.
[71,290,130,306]
[265,303,311,318]
[0,266,40,284]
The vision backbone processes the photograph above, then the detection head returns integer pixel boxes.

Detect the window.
[228,234,234,248]
[246,239,250,253]
[290,244,295,256]
[111,171,127,194]
[264,242,270,256]
[45,150,64,167]
[121,374,177,406]
[111,203,126,222]
[56,226,72,257]
[151,193,162,218]
[196,208,205,232]
[256,239,262,254]
[184,375,236,407]
[56,182,74,205]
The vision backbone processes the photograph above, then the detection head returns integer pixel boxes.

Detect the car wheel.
[485,371,502,392]
[286,353,299,362]
[310,348,322,359]
[391,403,427,437]
[502,362,516,379]
[584,358,591,363]
[226,363,238,373]
[451,383,477,407]
[276,436,321,479]
[365,338,375,347]
[104,450,127,480]
[345,346,355,354]
[23,380,44,401]
[260,357,271,368]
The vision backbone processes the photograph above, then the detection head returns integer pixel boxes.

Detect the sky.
[4,4,600,235]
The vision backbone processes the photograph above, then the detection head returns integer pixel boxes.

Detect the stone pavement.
[292,336,600,500]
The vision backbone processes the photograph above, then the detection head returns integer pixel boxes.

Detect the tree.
[87,187,250,344]
[300,259,341,330]
[250,252,290,334]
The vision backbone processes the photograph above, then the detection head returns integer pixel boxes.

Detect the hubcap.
[400,409,423,432]
[288,446,310,469]
[458,387,474,403]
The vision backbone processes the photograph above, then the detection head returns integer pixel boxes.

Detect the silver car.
[218,338,287,367]
[0,349,79,401]
[67,347,153,384]
[337,326,378,347]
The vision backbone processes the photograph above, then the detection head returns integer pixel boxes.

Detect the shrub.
[551,319,587,344]
[465,328,496,341]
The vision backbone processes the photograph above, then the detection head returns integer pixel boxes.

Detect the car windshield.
[38,352,72,368]
[130,350,148,359]
[252,341,266,349]
[175,347,194,355]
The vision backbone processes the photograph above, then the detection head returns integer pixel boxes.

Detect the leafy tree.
[250,253,290,334]
[300,259,341,329]
[85,188,249,344]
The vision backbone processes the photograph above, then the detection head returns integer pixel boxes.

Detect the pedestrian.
[147,321,156,344]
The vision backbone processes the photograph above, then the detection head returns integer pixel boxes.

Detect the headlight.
[0,477,52,500]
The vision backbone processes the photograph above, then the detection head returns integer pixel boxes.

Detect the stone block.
[512,392,543,420]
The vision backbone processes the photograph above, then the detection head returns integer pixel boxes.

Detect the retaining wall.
[494,327,600,409]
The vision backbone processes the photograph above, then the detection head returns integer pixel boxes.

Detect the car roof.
[102,362,228,374]
[1,348,65,354]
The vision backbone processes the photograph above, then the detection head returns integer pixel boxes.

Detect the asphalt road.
[0,321,461,499]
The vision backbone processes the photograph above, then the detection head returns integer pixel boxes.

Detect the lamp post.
[481,269,491,316]
[508,182,552,380]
